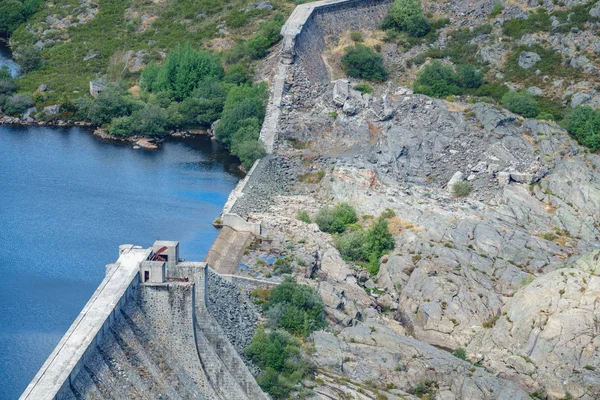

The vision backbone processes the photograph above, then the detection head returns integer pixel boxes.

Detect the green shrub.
[335,216,394,275]
[563,106,600,151]
[501,90,538,118]
[354,83,373,94]
[141,43,224,100]
[488,2,504,18]
[315,203,358,234]
[16,45,43,73]
[3,93,33,115]
[263,276,326,336]
[0,66,12,81]
[536,112,554,121]
[341,45,388,81]
[335,230,367,261]
[245,326,309,399]
[387,0,430,37]
[452,347,467,360]
[76,84,139,126]
[350,30,363,42]
[414,61,459,97]
[456,64,483,89]
[452,181,472,197]
[0,0,25,35]
[502,9,551,38]
[296,210,311,223]
[406,13,430,37]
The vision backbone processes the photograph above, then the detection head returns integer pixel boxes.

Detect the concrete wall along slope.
[259,0,393,152]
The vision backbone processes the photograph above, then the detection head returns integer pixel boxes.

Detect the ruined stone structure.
[21,241,269,400]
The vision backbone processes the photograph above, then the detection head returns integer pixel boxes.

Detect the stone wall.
[259,0,393,152]
[206,268,261,355]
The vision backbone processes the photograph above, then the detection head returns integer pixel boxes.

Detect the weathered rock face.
[518,51,541,69]
[468,252,600,399]
[313,323,531,400]
[250,51,600,397]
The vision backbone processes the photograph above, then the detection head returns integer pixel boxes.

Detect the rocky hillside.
[228,0,600,398]
[7,0,296,101]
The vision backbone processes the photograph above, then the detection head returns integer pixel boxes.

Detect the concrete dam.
[21,241,272,400]
[21,0,394,398]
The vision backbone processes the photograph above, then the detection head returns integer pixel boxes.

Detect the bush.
[16,45,43,74]
[247,34,271,59]
[406,13,430,37]
[502,9,551,39]
[141,43,224,100]
[563,106,600,151]
[335,230,367,262]
[488,2,504,18]
[0,80,17,95]
[245,327,309,399]
[452,347,467,360]
[414,61,459,97]
[452,181,472,197]
[354,83,373,94]
[350,30,363,42]
[341,45,388,82]
[296,210,311,223]
[0,0,25,35]
[3,93,33,115]
[501,90,538,118]
[388,0,429,37]
[76,84,139,126]
[456,64,483,89]
[315,203,358,234]
[263,276,326,336]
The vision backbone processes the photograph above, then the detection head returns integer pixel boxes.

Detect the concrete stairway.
[204,227,254,274]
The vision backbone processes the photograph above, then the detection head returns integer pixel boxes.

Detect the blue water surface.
[0,125,241,399]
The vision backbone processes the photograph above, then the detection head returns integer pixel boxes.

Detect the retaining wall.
[220,159,262,235]
[259,0,393,152]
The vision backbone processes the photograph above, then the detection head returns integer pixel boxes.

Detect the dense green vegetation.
[314,203,358,234]
[246,277,325,398]
[563,107,600,151]
[314,203,394,275]
[501,90,538,118]
[414,61,483,98]
[335,215,395,275]
[245,327,310,399]
[341,45,388,81]
[262,276,327,336]
[385,0,430,37]
[0,0,42,36]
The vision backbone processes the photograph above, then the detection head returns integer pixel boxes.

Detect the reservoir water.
[0,126,242,399]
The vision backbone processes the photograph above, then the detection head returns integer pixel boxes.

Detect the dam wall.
[259,0,393,152]
[20,245,150,400]
[21,242,270,400]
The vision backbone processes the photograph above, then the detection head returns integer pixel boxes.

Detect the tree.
[457,64,482,89]
[0,0,25,36]
[77,85,138,126]
[3,93,33,115]
[563,106,600,151]
[389,0,423,30]
[501,90,538,118]
[148,43,224,100]
[315,203,358,234]
[341,45,388,81]
[263,276,326,336]
[406,13,430,37]
[414,61,459,97]
[16,45,43,73]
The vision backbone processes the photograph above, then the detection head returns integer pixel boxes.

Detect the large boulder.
[518,51,541,69]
